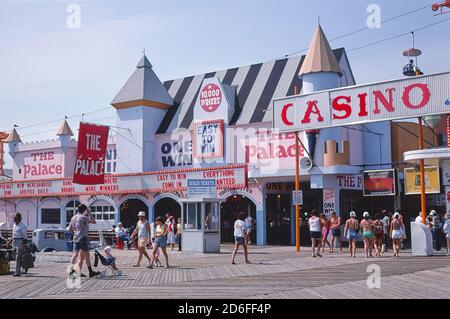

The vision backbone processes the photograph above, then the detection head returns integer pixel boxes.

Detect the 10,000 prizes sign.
[73,123,109,185]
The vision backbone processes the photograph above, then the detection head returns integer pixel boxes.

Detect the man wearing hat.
[130,211,152,267]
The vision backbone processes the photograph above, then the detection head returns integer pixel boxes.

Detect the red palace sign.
[73,123,109,185]
[273,72,450,132]
[0,165,247,199]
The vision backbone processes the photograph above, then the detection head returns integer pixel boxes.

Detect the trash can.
[0,250,10,275]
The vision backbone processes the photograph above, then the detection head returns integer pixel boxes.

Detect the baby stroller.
[93,249,122,277]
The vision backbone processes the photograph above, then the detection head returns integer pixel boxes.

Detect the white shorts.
[392,229,403,239]
[167,232,176,244]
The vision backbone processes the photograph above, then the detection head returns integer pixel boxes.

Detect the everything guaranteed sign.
[0,165,247,199]
[73,123,109,185]
[273,72,450,132]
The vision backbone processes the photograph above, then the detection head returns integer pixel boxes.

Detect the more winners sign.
[273,72,450,132]
[0,165,247,199]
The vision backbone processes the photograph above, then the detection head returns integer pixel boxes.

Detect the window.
[183,203,202,230]
[89,201,115,221]
[41,209,61,224]
[65,200,80,227]
[105,148,117,173]
[205,202,219,232]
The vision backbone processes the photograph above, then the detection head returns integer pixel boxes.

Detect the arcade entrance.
[220,195,256,243]
[119,198,149,228]
[153,197,181,220]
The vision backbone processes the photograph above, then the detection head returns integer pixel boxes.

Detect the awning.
[404,148,450,163]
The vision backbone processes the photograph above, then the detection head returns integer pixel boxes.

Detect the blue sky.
[0,0,449,168]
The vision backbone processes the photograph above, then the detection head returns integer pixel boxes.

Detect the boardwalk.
[0,245,449,299]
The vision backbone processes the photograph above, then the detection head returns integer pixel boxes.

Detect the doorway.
[220,195,256,243]
[153,197,181,221]
[119,198,149,229]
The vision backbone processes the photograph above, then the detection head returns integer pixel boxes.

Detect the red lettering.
[402,83,431,109]
[357,93,368,117]
[301,100,324,124]
[373,88,396,114]
[332,95,351,120]
[281,103,294,126]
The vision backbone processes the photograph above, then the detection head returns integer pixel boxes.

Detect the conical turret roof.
[111,54,173,109]
[5,128,21,143]
[56,119,74,136]
[299,25,343,76]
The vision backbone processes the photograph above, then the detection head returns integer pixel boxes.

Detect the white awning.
[404,148,450,163]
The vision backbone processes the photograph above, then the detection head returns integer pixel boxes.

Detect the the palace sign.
[73,123,109,185]
[273,72,450,132]
[0,165,247,199]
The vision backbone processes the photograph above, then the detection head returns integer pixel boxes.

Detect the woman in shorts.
[151,216,170,268]
[231,212,250,265]
[372,214,385,257]
[149,216,170,268]
[130,211,152,268]
[308,210,322,257]
[390,212,403,257]
[344,211,359,258]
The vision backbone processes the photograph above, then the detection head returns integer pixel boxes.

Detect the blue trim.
[256,204,266,246]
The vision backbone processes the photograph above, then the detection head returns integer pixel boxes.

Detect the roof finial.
[318,16,320,25]
[143,47,146,56]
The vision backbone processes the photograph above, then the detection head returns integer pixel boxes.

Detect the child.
[103,246,119,271]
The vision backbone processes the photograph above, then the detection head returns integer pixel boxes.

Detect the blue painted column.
[256,185,267,246]
[256,206,266,246]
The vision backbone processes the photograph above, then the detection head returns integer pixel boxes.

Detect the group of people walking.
[308,209,411,258]
[66,205,184,278]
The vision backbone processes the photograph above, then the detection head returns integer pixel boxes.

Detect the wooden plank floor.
[0,245,448,299]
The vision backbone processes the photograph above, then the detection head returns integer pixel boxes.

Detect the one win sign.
[73,123,109,185]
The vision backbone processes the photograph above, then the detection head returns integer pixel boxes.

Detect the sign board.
[73,123,109,185]
[192,120,224,159]
[292,190,303,205]
[363,169,396,196]
[404,166,440,195]
[0,165,247,199]
[273,72,450,132]
[187,179,217,198]
[323,189,335,217]
[337,175,363,190]
[193,77,233,123]
[442,159,450,186]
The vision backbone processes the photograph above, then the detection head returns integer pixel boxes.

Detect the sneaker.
[89,271,101,278]
[13,274,20,277]
[316,253,322,258]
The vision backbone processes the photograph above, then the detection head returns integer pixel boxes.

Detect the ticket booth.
[181,198,221,253]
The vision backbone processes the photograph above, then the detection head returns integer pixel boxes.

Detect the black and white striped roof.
[157,48,347,134]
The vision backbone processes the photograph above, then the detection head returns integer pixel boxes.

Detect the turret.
[56,119,74,149]
[111,54,173,173]
[298,25,344,164]
[5,127,21,158]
